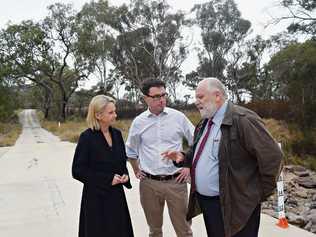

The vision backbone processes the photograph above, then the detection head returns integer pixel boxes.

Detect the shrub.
[242,100,291,121]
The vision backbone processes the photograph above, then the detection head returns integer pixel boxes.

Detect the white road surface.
[0,109,314,237]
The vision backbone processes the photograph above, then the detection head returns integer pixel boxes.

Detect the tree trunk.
[43,88,53,119]
[44,107,49,119]
[59,102,65,122]
[58,90,68,122]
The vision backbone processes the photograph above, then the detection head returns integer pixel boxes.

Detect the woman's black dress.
[72,127,134,237]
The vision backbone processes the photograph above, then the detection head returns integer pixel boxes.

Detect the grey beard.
[199,105,217,119]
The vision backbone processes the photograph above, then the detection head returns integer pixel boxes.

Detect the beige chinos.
[140,178,192,237]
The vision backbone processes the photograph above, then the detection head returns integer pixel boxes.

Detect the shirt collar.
[211,100,228,126]
[145,107,169,117]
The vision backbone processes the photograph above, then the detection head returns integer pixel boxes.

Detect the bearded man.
[162,77,283,237]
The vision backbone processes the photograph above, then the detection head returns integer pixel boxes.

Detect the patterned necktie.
[190,119,213,193]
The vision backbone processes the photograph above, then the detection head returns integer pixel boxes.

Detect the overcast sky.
[0,0,285,33]
[0,0,288,94]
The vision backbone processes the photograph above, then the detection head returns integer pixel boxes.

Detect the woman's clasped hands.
[112,174,129,185]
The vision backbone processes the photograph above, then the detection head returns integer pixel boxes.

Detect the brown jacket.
[184,101,283,237]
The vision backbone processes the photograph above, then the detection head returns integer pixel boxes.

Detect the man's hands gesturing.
[161,150,185,163]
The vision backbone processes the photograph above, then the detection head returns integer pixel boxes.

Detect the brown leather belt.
[143,171,180,181]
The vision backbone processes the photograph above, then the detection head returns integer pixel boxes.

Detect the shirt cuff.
[126,146,138,159]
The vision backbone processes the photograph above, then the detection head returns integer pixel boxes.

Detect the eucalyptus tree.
[268,40,316,128]
[41,3,95,121]
[225,41,249,102]
[76,0,118,95]
[0,82,19,122]
[272,0,316,37]
[0,53,19,121]
[228,36,277,102]
[184,0,251,91]
[111,0,189,101]
[0,3,96,121]
[0,20,55,118]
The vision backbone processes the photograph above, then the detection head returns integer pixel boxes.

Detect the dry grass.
[41,112,293,144]
[114,119,133,140]
[264,118,295,157]
[42,120,88,143]
[40,111,316,170]
[0,123,22,147]
[41,112,292,144]
[184,109,201,126]
[264,119,316,170]
[264,119,294,144]
[185,112,294,144]
[41,111,198,144]
[41,119,133,143]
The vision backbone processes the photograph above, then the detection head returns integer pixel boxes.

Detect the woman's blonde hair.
[86,95,115,130]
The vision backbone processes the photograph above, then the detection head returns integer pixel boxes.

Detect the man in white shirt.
[126,79,194,237]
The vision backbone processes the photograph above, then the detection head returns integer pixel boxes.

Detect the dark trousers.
[196,192,261,237]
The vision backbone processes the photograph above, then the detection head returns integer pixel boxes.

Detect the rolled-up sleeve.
[126,120,140,159]
[182,115,194,146]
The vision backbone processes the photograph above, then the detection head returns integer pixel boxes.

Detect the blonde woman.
[72,95,134,237]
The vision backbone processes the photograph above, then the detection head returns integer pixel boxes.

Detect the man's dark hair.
[141,79,166,95]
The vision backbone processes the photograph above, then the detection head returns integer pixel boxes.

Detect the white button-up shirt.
[126,107,194,175]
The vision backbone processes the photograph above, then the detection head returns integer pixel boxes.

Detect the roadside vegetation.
[0,123,21,146]
[41,120,131,142]
[0,111,22,147]
[39,110,316,171]
[1,108,315,170]
[0,0,314,167]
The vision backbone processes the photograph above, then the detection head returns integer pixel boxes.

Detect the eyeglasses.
[146,93,168,101]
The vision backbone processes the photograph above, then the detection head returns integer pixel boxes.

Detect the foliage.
[0,55,20,121]
[0,83,20,122]
[235,36,274,101]
[183,0,251,96]
[242,100,291,121]
[0,20,54,118]
[0,121,22,147]
[0,3,95,121]
[0,0,315,131]
[40,109,316,170]
[274,0,316,37]
[76,0,118,94]
[268,40,316,128]
[111,0,189,101]
[41,3,94,121]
